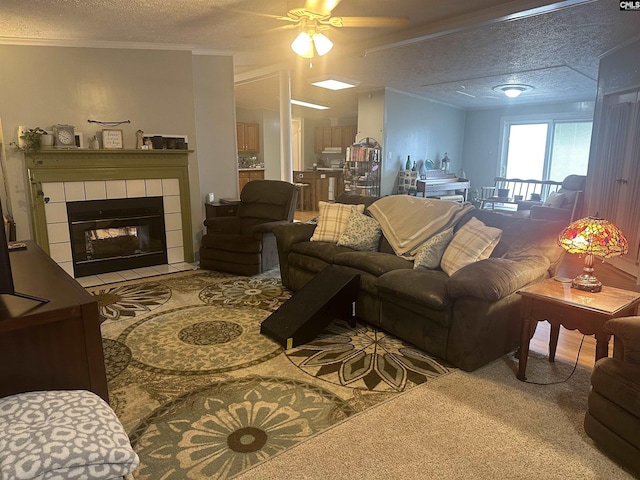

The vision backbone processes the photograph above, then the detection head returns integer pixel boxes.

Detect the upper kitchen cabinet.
[314,125,357,153]
[237,123,260,153]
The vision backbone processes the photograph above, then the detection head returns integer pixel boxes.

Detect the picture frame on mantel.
[102,129,124,149]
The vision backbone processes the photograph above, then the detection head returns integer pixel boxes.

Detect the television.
[0,198,48,303]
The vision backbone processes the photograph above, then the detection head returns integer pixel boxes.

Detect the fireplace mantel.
[25,149,193,266]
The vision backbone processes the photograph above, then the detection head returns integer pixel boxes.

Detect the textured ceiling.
[1,0,638,118]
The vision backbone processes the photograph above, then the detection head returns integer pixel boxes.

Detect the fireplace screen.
[67,197,167,277]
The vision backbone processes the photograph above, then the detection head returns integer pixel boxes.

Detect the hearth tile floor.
[75,262,196,287]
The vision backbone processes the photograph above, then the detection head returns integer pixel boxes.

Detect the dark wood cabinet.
[293,170,344,210]
[314,125,357,153]
[0,242,109,402]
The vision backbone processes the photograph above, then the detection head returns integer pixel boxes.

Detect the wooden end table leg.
[517,317,533,381]
[548,322,560,362]
[594,333,610,362]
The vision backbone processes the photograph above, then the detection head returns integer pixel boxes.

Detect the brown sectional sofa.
[273,193,566,371]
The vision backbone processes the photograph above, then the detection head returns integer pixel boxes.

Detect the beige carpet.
[233,352,635,479]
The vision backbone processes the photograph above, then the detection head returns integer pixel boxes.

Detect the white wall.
[461,101,595,197]
[193,54,238,235]
[0,44,237,259]
[357,89,467,196]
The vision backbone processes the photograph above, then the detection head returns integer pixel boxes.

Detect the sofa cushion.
[441,217,502,275]
[414,227,453,270]
[377,269,452,314]
[334,251,413,277]
[337,207,382,251]
[311,201,365,243]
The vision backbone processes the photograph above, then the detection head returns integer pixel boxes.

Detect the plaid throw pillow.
[441,217,502,275]
[311,201,365,243]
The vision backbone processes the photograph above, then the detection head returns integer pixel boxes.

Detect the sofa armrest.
[273,222,317,288]
[604,316,640,365]
[203,216,241,234]
[447,257,551,301]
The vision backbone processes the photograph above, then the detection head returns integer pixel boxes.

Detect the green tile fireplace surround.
[25,149,194,264]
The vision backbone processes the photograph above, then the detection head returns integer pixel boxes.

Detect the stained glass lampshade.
[557,216,629,292]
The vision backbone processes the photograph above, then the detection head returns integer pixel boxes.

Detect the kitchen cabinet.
[239,169,264,193]
[237,123,259,153]
[293,170,344,211]
[314,125,356,153]
[341,124,357,150]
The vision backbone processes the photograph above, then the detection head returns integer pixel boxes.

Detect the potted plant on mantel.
[10,127,52,152]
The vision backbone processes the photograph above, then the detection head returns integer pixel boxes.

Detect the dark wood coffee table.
[516,278,640,381]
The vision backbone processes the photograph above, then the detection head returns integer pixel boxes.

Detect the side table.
[205,201,239,218]
[516,278,640,381]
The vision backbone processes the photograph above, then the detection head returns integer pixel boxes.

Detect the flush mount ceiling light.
[310,75,360,91]
[291,99,330,110]
[291,22,333,59]
[493,84,534,98]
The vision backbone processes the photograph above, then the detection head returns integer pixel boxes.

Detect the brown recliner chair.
[199,180,298,275]
[584,316,640,476]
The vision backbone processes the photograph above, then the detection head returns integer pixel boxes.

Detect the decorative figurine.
[88,135,99,150]
[136,130,144,149]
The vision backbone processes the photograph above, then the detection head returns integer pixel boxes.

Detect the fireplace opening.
[67,197,167,277]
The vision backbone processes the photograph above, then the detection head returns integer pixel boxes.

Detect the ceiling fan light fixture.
[291,31,314,58]
[312,32,333,56]
[493,84,534,98]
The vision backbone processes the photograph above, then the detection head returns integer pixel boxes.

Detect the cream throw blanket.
[368,196,474,259]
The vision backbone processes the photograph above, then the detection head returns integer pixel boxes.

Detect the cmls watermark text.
[620,1,640,10]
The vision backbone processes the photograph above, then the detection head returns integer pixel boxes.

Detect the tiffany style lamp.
[557,216,629,293]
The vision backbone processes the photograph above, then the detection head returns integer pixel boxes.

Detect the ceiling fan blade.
[302,0,343,15]
[243,24,299,38]
[325,16,409,28]
[215,6,295,22]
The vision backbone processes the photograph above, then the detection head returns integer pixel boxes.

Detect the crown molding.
[0,36,230,55]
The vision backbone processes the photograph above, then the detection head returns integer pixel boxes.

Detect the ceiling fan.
[248,0,410,59]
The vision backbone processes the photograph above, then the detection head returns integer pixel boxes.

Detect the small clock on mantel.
[53,124,76,148]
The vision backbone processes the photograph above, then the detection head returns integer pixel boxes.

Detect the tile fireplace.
[25,149,193,278]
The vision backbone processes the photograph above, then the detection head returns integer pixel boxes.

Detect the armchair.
[529,174,586,222]
[584,316,640,476]
[199,180,298,275]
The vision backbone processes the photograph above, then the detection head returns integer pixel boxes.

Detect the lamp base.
[571,274,602,293]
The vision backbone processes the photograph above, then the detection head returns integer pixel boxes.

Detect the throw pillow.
[311,201,365,243]
[413,227,454,270]
[543,191,566,208]
[441,217,502,275]
[337,206,382,251]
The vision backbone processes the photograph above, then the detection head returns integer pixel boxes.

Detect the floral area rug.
[88,269,454,479]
